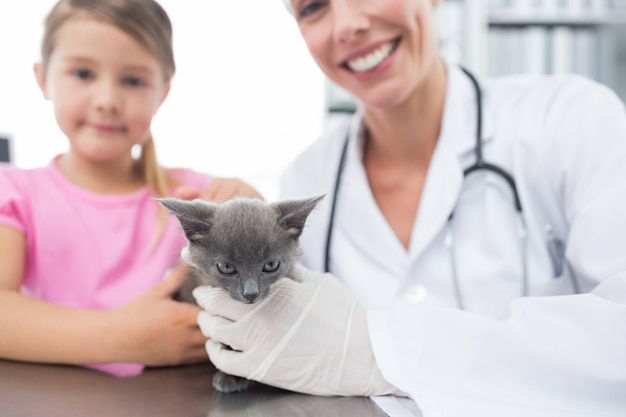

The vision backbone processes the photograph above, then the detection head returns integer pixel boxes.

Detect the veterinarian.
[193,1,626,416]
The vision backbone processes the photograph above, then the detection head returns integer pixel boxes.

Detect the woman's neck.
[56,153,144,195]
[362,58,447,165]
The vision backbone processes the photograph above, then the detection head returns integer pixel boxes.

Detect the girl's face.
[291,0,440,110]
[35,16,170,165]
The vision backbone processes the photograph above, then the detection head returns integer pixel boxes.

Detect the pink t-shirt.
[0,158,211,376]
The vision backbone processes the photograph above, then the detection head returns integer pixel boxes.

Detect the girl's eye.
[216,262,236,275]
[122,76,145,88]
[298,0,325,18]
[73,69,93,80]
[262,260,280,273]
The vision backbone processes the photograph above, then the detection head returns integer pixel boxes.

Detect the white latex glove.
[193,264,400,396]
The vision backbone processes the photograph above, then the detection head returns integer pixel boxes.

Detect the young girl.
[0,0,261,376]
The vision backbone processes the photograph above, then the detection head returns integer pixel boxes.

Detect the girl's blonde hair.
[41,0,176,198]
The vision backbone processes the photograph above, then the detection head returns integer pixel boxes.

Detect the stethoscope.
[323,67,528,310]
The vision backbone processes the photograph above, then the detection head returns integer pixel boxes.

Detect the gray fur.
[158,195,323,393]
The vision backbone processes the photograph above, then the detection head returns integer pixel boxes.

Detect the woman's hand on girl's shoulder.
[173,178,264,203]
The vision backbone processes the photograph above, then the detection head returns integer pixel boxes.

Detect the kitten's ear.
[273,195,325,238]
[158,198,217,242]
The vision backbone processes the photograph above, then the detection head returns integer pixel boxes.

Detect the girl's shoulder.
[0,164,58,232]
[0,163,56,197]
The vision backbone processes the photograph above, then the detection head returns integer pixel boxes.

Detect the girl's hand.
[174,178,264,203]
[110,264,208,366]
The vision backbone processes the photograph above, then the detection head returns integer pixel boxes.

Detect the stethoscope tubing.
[324,136,350,273]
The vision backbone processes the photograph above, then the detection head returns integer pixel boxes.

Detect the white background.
[0,1,326,200]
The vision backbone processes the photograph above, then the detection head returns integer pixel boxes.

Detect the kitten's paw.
[213,371,249,393]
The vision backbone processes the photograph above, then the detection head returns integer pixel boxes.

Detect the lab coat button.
[404,284,427,304]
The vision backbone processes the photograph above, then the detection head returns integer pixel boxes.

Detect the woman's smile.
[342,37,401,73]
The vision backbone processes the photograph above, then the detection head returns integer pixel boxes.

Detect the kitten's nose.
[243,279,259,302]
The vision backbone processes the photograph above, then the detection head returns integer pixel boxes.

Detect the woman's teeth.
[346,41,395,73]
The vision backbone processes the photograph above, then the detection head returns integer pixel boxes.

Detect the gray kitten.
[158,195,323,393]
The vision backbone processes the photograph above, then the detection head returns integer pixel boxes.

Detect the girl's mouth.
[88,122,124,133]
[343,37,401,73]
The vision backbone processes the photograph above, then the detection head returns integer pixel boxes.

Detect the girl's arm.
[0,225,207,366]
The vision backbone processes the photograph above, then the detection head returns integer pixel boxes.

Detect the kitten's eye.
[262,260,280,273]
[216,262,236,275]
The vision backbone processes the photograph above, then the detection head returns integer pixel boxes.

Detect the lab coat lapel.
[409,65,491,260]
[408,130,464,260]
[339,119,409,275]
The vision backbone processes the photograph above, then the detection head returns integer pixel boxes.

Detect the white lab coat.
[280,65,626,417]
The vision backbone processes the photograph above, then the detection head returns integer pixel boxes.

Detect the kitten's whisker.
[197,291,238,306]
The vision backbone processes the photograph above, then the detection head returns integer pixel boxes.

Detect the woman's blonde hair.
[41,0,176,198]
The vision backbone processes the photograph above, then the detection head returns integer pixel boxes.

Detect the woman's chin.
[357,84,413,111]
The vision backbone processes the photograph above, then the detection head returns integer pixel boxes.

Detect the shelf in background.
[0,135,11,164]
[488,11,626,27]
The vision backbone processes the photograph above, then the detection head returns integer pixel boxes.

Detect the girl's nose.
[94,79,122,114]
[333,0,370,44]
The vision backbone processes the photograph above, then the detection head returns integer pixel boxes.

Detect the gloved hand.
[193,264,400,396]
